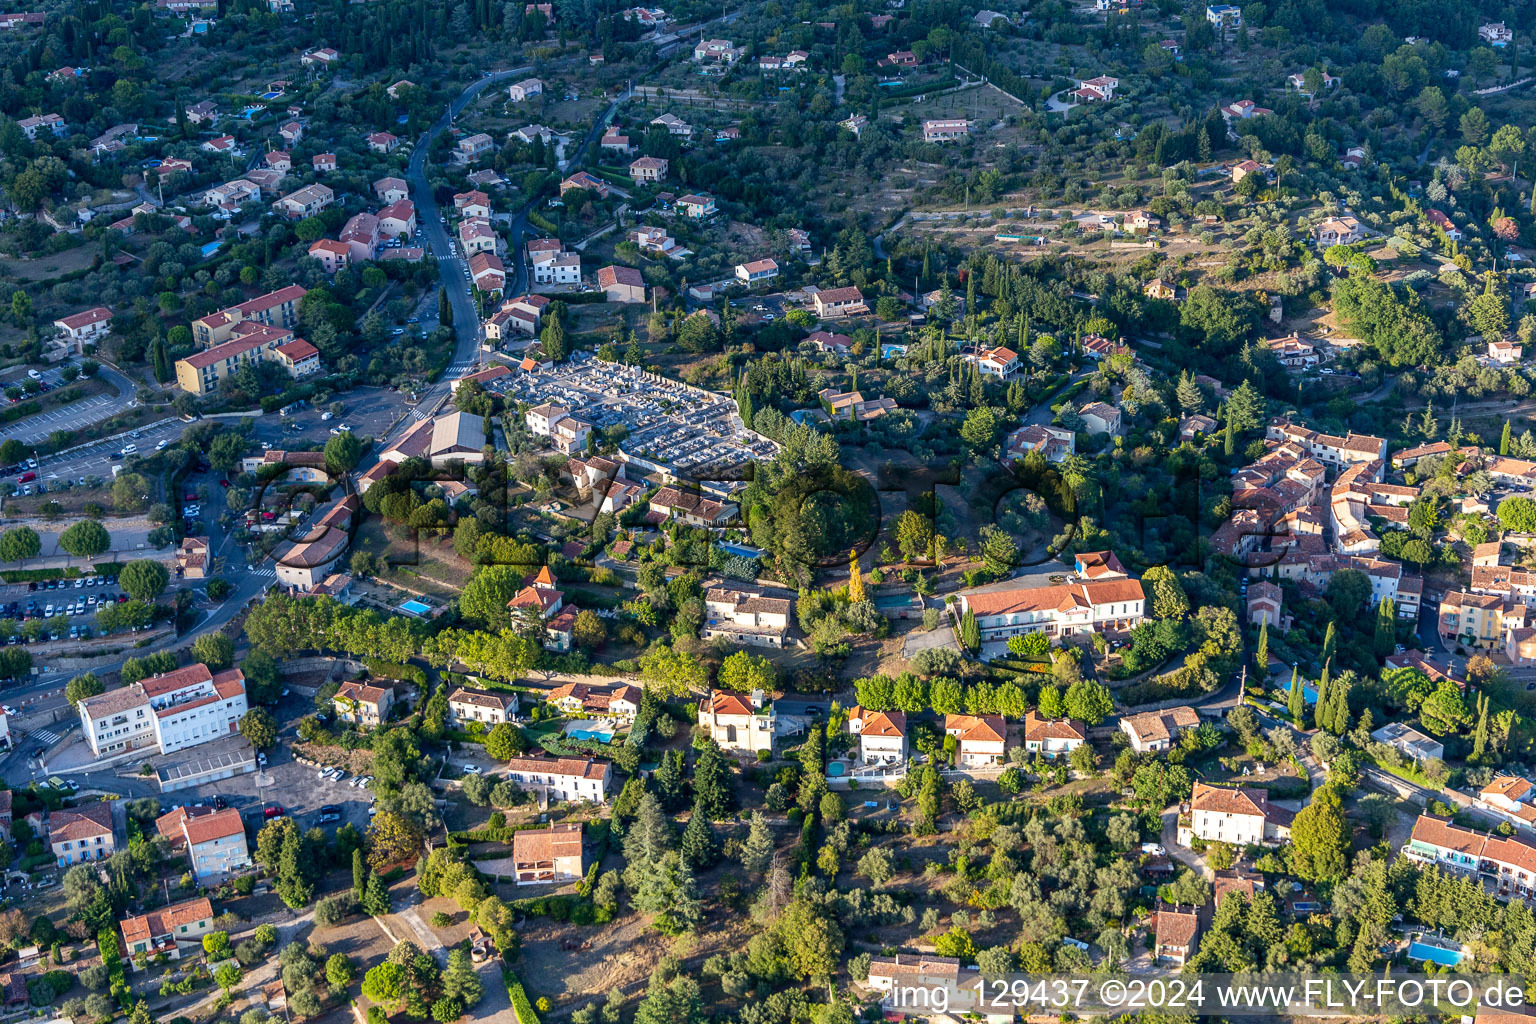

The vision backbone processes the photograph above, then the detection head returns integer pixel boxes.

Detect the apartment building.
[78,664,247,756]
[192,285,306,346]
[174,323,313,395]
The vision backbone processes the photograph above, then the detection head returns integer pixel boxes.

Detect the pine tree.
[362,872,392,916]
[1322,620,1337,665]
[691,741,735,820]
[1176,370,1202,413]
[740,811,773,874]
[1310,660,1329,732]
[352,848,367,899]
[1287,666,1304,724]
[680,799,718,871]
[1502,419,1513,456]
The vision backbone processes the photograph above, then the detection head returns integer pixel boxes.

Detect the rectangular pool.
[399,600,431,616]
[1407,941,1462,966]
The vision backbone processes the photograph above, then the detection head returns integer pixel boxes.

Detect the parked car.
[263,805,285,819]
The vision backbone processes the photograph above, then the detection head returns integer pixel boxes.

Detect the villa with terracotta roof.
[1022,713,1086,758]
[511,823,584,884]
[121,896,215,958]
[1120,706,1200,753]
[1184,782,1294,845]
[848,707,907,764]
[334,680,394,728]
[157,806,250,879]
[1479,776,1536,830]
[698,689,776,755]
[447,686,520,727]
[952,555,1145,646]
[503,755,613,802]
[944,713,1007,767]
[45,802,115,864]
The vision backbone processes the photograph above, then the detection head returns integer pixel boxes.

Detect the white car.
[329,428,341,436]
[463,764,482,774]
[121,444,137,455]
[1,705,17,716]
[155,440,168,451]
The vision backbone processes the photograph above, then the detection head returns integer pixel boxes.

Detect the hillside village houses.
[1314,215,1363,246]
[42,802,115,865]
[922,119,971,143]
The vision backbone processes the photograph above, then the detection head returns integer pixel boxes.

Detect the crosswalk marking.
[247,566,275,578]
[31,729,59,746]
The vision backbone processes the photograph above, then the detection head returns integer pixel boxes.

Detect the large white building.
[502,755,613,802]
[1183,782,1293,846]
[951,551,1144,644]
[78,664,247,757]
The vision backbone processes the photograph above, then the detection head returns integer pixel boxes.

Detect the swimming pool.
[399,600,431,616]
[717,542,762,559]
[1407,941,1463,966]
[261,91,282,99]
[564,721,616,743]
[827,762,846,777]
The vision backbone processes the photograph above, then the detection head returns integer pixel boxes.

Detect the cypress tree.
[1327,675,1350,736]
[1312,659,1331,732]
[960,608,980,651]
[1374,598,1397,659]
[1254,621,1268,674]
[1472,693,1490,762]
[439,287,453,328]
[1287,665,1304,724]
[1322,620,1337,665]
[352,847,366,899]
[1224,411,1235,456]
[1502,419,1513,456]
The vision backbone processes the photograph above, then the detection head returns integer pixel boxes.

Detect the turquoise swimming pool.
[1407,941,1463,966]
[827,762,847,777]
[399,600,431,616]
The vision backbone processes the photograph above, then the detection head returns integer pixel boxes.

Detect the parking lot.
[168,744,377,840]
[492,351,778,479]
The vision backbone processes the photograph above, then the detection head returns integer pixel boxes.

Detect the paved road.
[406,66,535,402]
